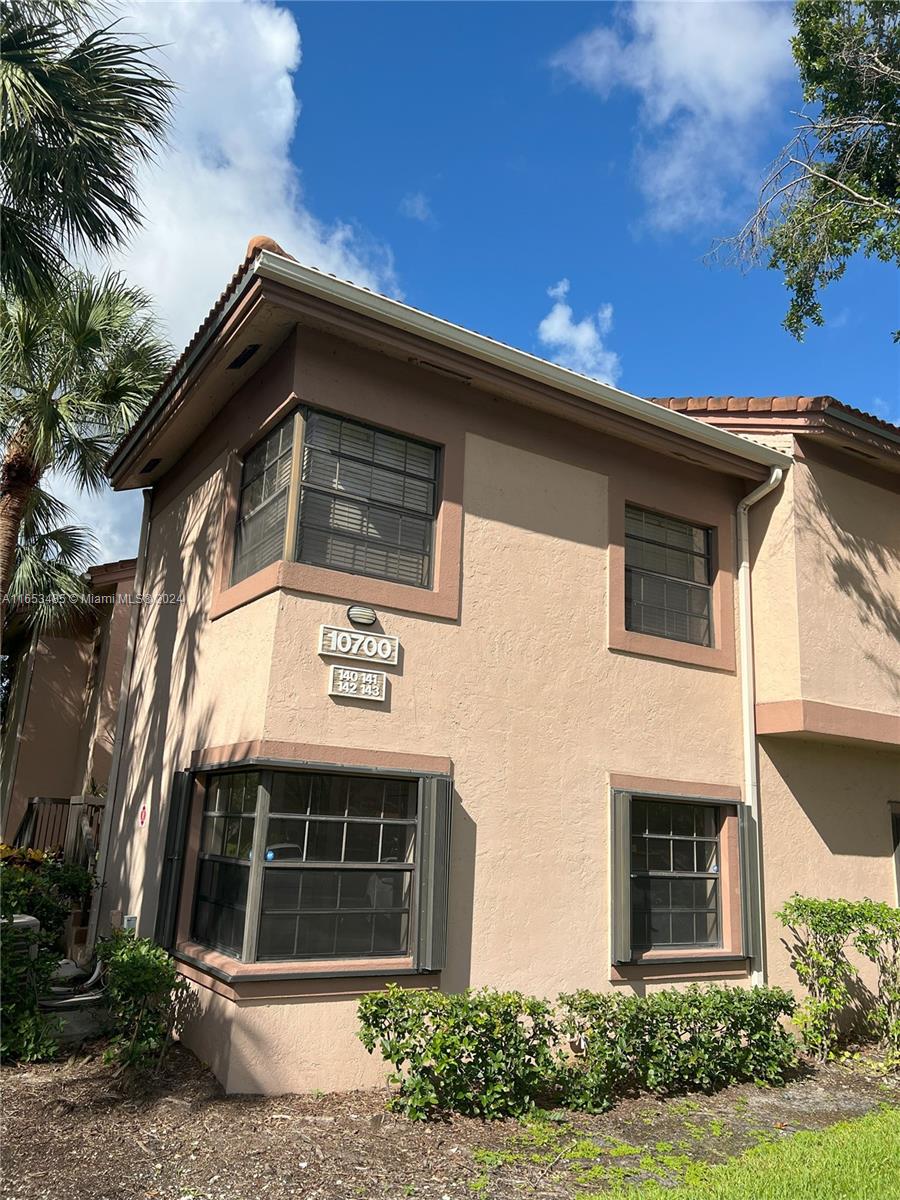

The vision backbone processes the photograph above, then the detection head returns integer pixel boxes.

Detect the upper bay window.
[232,407,439,589]
[624,505,713,648]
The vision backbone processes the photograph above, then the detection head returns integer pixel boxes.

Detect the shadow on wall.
[101,478,217,934]
[442,789,476,993]
[794,465,900,706]
[762,737,897,860]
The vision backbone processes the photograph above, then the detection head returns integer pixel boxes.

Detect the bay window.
[166,767,451,972]
[232,407,440,589]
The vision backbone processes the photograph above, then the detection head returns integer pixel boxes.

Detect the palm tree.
[1,0,174,299]
[0,270,171,649]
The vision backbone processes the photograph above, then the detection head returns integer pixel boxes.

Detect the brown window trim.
[610,774,746,971]
[608,478,737,672]
[209,397,464,622]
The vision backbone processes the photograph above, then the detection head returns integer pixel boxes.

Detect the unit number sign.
[318,624,400,665]
[328,664,387,702]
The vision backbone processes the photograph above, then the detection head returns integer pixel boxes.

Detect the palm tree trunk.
[0,453,39,658]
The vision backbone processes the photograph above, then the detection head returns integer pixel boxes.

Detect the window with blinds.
[232,417,293,584]
[624,505,713,647]
[629,798,721,950]
[231,408,439,589]
[297,410,437,589]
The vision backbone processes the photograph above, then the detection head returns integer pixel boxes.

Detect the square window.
[345,823,381,862]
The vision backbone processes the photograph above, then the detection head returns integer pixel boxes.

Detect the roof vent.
[228,344,261,370]
[140,458,161,474]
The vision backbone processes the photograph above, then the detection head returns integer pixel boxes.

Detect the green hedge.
[559,984,798,1111]
[358,985,559,1119]
[358,982,798,1119]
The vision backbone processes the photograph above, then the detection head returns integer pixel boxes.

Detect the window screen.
[297,410,438,589]
[232,418,293,583]
[630,798,721,950]
[625,506,713,647]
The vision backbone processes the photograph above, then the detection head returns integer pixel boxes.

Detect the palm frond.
[0,0,175,298]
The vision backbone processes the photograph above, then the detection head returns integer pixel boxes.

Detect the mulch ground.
[2,1044,898,1200]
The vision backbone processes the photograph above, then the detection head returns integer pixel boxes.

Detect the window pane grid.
[624,505,713,648]
[630,798,721,951]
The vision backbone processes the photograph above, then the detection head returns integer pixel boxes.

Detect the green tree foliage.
[731,0,899,339]
[0,0,173,300]
[0,270,170,647]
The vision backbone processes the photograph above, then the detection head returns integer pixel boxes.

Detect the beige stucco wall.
[105,325,898,1095]
[760,736,899,994]
[3,635,92,841]
[751,439,900,720]
[101,464,279,926]
[793,453,900,717]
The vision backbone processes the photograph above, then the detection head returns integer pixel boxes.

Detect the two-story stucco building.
[94,238,900,1095]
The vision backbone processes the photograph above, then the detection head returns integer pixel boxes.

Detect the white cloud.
[552,2,796,231]
[64,0,401,563]
[400,191,434,223]
[537,279,621,386]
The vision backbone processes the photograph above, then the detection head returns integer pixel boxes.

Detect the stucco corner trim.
[756,700,900,748]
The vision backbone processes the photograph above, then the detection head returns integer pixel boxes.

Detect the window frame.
[624,504,715,649]
[628,796,723,953]
[611,787,749,967]
[230,405,442,592]
[181,764,451,972]
[606,479,737,673]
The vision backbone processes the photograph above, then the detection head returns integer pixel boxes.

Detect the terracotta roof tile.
[646,395,898,435]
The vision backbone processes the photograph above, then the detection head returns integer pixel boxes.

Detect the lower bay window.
[612,789,748,964]
[158,766,451,974]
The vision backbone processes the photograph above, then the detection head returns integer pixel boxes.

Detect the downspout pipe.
[86,490,153,952]
[737,466,784,987]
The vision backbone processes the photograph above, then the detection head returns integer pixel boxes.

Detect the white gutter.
[86,490,152,951]
[252,253,792,474]
[737,466,785,986]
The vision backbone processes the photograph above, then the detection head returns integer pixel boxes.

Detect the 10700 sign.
[318,624,399,665]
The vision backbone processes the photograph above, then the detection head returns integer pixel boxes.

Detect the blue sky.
[67,1,899,560]
[287,1,897,415]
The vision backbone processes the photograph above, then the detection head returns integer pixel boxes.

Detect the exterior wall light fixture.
[347,604,377,626]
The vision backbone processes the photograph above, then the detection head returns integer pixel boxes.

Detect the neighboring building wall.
[3,634,92,841]
[105,328,753,1093]
[1,565,136,845]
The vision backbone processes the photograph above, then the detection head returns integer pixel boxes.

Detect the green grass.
[592,1106,900,1200]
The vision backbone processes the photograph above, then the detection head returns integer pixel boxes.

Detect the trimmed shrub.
[559,984,798,1111]
[358,982,797,1119]
[0,845,94,1061]
[357,984,560,1119]
[96,930,193,1069]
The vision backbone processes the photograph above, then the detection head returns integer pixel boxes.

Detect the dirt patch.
[1,1047,897,1199]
